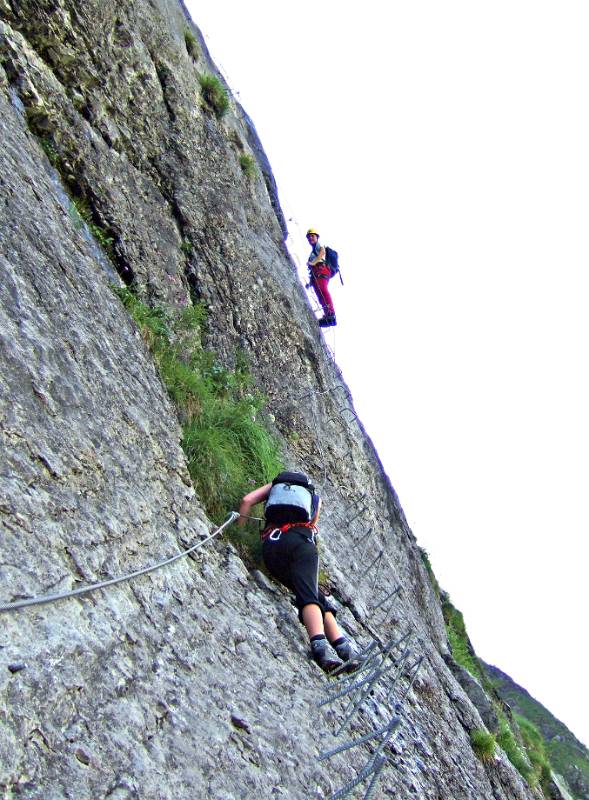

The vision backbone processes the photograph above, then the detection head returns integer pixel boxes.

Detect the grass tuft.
[180,239,194,257]
[184,28,199,61]
[40,137,61,167]
[114,287,282,537]
[418,546,441,597]
[441,594,486,682]
[514,714,553,791]
[471,729,496,762]
[69,197,114,254]
[497,715,537,787]
[198,73,229,118]
[239,153,256,179]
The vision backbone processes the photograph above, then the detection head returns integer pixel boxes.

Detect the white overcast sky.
[186,1,589,748]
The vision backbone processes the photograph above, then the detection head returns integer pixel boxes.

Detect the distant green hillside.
[419,549,587,799]
[484,663,589,800]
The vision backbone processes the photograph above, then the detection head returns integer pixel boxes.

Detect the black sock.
[310,634,326,643]
[331,637,346,648]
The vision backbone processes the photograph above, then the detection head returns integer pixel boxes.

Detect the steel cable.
[0,511,240,614]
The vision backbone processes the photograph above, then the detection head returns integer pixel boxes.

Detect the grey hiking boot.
[333,638,355,661]
[310,639,343,673]
[333,638,366,672]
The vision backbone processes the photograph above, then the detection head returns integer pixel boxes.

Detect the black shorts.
[262,527,336,620]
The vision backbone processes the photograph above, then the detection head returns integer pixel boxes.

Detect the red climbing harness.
[261,520,318,542]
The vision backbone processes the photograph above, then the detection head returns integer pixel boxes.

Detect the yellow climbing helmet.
[306,228,319,237]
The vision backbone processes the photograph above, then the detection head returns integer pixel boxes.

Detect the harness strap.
[261,520,318,541]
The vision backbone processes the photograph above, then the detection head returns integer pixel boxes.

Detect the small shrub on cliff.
[515,714,553,792]
[114,288,282,525]
[180,239,194,257]
[497,715,536,787]
[182,391,281,518]
[198,73,229,118]
[441,594,486,682]
[239,153,256,179]
[69,198,114,254]
[470,729,496,762]
[418,546,441,598]
[184,28,199,61]
[40,137,61,168]
[115,287,170,346]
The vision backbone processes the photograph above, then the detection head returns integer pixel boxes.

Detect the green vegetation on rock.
[40,136,61,167]
[115,288,282,527]
[180,239,194,257]
[184,28,199,61]
[486,663,589,800]
[470,728,496,762]
[69,197,115,254]
[418,547,441,598]
[239,153,256,179]
[515,714,552,792]
[436,576,565,797]
[497,713,537,787]
[441,594,488,685]
[198,73,229,118]
[549,740,589,798]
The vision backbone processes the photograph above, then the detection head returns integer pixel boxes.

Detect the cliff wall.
[0,2,540,798]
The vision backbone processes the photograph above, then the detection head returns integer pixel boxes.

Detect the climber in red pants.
[306,228,336,327]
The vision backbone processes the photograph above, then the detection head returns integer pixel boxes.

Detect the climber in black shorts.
[238,471,360,673]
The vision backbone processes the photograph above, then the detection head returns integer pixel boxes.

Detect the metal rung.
[348,505,369,525]
[328,756,384,800]
[318,663,385,708]
[371,585,401,613]
[363,549,384,578]
[362,755,387,800]
[318,715,400,761]
[355,526,374,546]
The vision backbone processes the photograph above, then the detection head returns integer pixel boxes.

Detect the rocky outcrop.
[485,664,589,800]
[1,2,543,798]
[443,655,499,733]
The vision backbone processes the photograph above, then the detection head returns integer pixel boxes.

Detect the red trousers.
[311,267,335,315]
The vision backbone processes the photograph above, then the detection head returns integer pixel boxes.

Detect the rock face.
[443,655,499,734]
[0,3,542,799]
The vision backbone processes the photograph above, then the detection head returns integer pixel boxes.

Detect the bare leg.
[302,603,324,639]
[302,606,343,643]
[323,611,342,643]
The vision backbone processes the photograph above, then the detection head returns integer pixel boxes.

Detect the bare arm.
[238,483,272,526]
[307,245,326,267]
[311,495,322,526]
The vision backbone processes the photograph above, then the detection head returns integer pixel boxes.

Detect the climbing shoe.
[318,314,337,328]
[333,638,355,662]
[333,638,366,673]
[310,639,343,673]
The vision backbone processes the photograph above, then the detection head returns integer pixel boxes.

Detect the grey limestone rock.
[443,654,500,733]
[0,3,544,799]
